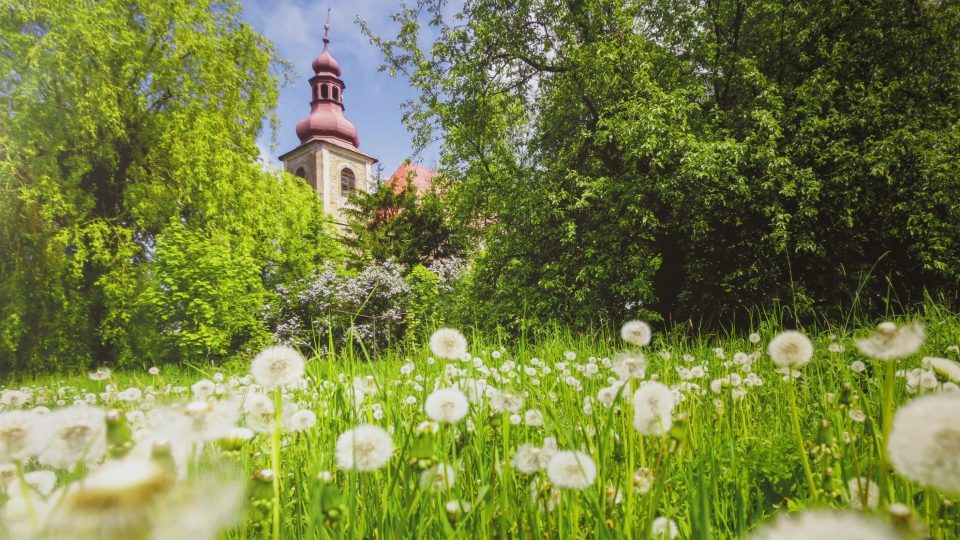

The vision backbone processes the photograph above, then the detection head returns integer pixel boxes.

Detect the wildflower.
[335,425,394,472]
[88,368,112,381]
[191,379,216,399]
[0,390,30,408]
[855,321,924,362]
[353,376,378,396]
[850,361,866,373]
[768,331,814,369]
[429,328,468,359]
[621,320,652,346]
[524,409,544,426]
[922,357,960,383]
[424,387,469,423]
[749,333,761,344]
[746,510,900,540]
[633,467,654,493]
[419,463,456,491]
[489,391,524,414]
[546,451,597,490]
[38,406,107,469]
[846,477,879,510]
[148,367,160,376]
[0,410,37,462]
[888,393,960,493]
[445,499,472,518]
[285,409,317,432]
[250,345,306,389]
[65,458,171,510]
[612,352,647,380]
[652,517,679,539]
[849,409,866,423]
[633,382,675,436]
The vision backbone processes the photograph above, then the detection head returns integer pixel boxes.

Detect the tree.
[342,178,466,268]
[365,0,960,328]
[0,0,340,371]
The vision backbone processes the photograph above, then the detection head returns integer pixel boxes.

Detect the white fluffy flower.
[250,345,306,388]
[335,425,394,472]
[489,391,524,414]
[651,517,679,539]
[419,463,456,491]
[0,411,37,463]
[747,510,900,540]
[429,328,468,359]
[846,477,879,510]
[546,450,597,490]
[511,440,557,473]
[888,392,960,493]
[633,382,675,436]
[612,352,647,380]
[767,331,814,369]
[855,321,924,362]
[621,320,652,346]
[524,409,544,426]
[37,406,107,469]
[424,387,469,423]
[284,409,317,432]
[922,357,960,383]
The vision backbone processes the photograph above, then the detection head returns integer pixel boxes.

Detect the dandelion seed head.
[747,510,900,540]
[424,387,469,423]
[250,346,306,389]
[429,328,468,359]
[922,357,960,383]
[846,477,879,510]
[767,331,814,369]
[855,322,924,362]
[651,517,679,539]
[335,425,394,472]
[546,450,597,490]
[621,320,652,346]
[633,382,675,436]
[888,392,960,493]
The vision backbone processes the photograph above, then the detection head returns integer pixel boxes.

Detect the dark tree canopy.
[365,0,960,328]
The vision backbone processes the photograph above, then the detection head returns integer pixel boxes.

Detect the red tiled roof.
[387,163,436,196]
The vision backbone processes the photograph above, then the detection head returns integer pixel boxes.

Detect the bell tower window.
[340,168,356,197]
[320,85,329,99]
[333,87,339,101]
[295,167,306,179]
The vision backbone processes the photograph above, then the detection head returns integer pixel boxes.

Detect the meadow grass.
[3,306,960,539]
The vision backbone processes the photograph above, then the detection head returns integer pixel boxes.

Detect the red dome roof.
[295,102,359,148]
[295,26,359,149]
[311,39,341,76]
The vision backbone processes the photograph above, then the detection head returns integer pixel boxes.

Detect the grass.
[3,306,960,539]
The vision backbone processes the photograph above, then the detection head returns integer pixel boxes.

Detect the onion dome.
[294,24,359,149]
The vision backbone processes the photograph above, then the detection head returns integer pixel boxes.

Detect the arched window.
[294,167,306,179]
[320,85,329,99]
[340,168,356,197]
[332,87,339,101]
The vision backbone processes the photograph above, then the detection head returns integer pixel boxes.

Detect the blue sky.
[240,1,446,177]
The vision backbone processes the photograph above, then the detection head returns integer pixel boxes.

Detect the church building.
[279,24,377,226]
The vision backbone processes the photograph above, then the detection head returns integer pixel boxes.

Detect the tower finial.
[324,8,331,43]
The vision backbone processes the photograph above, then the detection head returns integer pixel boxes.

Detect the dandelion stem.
[786,369,818,502]
[878,361,895,505]
[271,389,283,540]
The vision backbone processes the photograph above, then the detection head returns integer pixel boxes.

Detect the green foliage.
[365,0,960,329]
[343,177,467,268]
[0,0,340,371]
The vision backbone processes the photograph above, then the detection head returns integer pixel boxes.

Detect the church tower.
[279,24,377,225]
